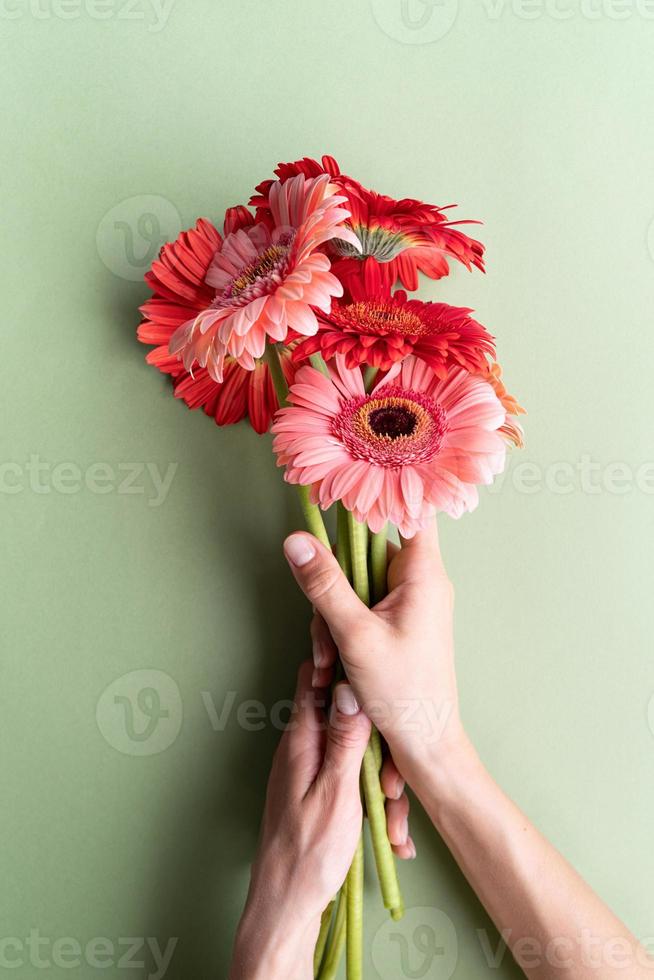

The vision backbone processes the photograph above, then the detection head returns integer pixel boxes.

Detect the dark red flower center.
[368,405,417,438]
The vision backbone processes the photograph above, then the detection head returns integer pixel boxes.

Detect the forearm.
[403,736,651,980]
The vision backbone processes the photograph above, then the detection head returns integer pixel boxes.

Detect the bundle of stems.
[266,345,404,979]
[313,507,403,979]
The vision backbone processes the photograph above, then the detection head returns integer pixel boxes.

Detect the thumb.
[283,533,374,649]
[318,683,371,792]
[387,518,447,591]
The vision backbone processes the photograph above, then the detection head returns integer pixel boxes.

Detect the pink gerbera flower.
[138,216,295,434]
[272,356,507,537]
[169,174,360,382]
[293,284,495,376]
[252,155,485,295]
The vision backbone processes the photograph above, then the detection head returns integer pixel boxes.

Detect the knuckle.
[328,722,364,753]
[305,564,340,602]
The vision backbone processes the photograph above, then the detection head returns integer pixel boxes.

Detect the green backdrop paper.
[1,1,653,977]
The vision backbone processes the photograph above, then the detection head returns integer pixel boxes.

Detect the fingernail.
[312,667,330,689]
[284,534,315,567]
[392,778,405,801]
[406,837,417,859]
[313,644,326,668]
[334,684,359,716]
[399,817,409,845]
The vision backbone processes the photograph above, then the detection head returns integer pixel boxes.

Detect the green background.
[2,1,653,977]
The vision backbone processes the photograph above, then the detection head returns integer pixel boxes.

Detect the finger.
[387,518,446,591]
[392,835,417,861]
[385,792,410,848]
[313,683,371,797]
[279,660,326,793]
[284,533,375,649]
[380,755,405,801]
[310,613,338,688]
[291,659,323,730]
[311,665,334,690]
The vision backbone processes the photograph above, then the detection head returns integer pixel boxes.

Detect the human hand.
[229,661,371,980]
[283,521,464,787]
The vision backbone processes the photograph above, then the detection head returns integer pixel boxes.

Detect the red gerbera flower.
[137,215,293,434]
[292,284,495,378]
[252,155,485,294]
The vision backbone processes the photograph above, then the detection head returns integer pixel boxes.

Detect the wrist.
[394,728,484,822]
[230,904,320,980]
[385,706,470,780]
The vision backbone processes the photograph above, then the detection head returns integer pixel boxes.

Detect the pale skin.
[229,522,651,980]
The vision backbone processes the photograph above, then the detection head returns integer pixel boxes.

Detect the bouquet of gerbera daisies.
[137,154,524,979]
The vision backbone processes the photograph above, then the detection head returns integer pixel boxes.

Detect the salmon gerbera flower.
[168,174,360,383]
[292,283,495,376]
[138,215,295,434]
[272,355,507,536]
[251,155,485,295]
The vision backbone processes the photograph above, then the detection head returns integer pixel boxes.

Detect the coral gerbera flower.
[138,216,294,434]
[252,155,485,294]
[168,174,360,382]
[480,361,526,448]
[292,284,495,377]
[272,355,507,537]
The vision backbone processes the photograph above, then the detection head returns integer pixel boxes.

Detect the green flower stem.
[370,525,388,605]
[371,726,383,770]
[346,835,364,980]
[313,900,335,976]
[264,343,331,550]
[296,485,331,550]
[317,885,347,980]
[347,513,403,918]
[337,502,352,580]
[347,513,370,606]
[362,740,402,915]
[263,342,289,409]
